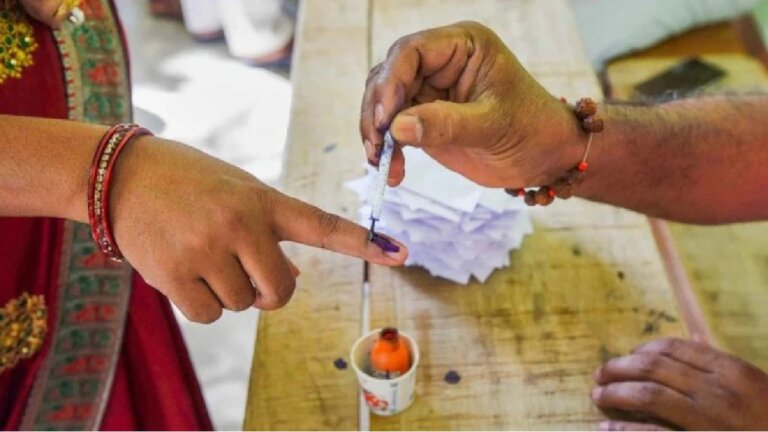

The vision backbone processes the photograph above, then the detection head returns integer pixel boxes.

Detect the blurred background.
[111,0,768,429]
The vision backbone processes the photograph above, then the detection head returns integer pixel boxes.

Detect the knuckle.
[226,290,255,312]
[186,305,222,324]
[259,281,295,310]
[371,77,387,97]
[279,279,297,304]
[431,100,455,142]
[256,295,281,311]
[365,63,383,85]
[635,383,662,407]
[462,20,490,34]
[186,232,213,254]
[651,337,681,355]
[637,355,661,378]
[213,205,245,229]
[254,186,280,217]
[315,209,343,247]
[388,35,411,56]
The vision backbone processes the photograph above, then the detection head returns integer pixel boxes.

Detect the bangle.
[505,97,604,206]
[87,124,153,261]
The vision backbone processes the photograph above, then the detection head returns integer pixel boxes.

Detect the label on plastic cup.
[350,329,420,416]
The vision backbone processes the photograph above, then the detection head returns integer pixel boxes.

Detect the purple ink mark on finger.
[371,234,400,253]
[333,358,348,370]
[444,370,461,384]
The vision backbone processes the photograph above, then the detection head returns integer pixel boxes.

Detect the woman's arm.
[0,115,105,221]
[1,114,407,321]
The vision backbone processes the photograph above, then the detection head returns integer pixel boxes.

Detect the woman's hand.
[18,0,76,27]
[360,21,582,189]
[110,136,408,323]
[592,337,768,430]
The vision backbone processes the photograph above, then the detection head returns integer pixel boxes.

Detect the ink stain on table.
[444,370,461,384]
[598,345,620,363]
[571,245,582,257]
[617,271,625,280]
[641,309,679,335]
[333,357,348,370]
[323,143,337,153]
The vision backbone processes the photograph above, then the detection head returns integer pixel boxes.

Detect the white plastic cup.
[350,329,420,416]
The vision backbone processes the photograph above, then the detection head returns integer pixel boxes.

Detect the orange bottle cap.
[371,328,410,375]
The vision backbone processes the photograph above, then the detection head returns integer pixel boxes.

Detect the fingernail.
[391,114,423,144]
[591,386,602,401]
[598,421,611,431]
[374,104,385,129]
[691,332,708,345]
[364,139,378,166]
[593,367,601,382]
[371,233,400,253]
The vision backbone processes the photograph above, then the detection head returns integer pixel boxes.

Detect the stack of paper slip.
[347,147,533,285]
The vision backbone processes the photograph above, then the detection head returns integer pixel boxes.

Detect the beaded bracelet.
[87,123,153,261]
[504,97,604,206]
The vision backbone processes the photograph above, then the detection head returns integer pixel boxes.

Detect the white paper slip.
[347,149,533,285]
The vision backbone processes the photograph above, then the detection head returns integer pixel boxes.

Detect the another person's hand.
[592,337,768,430]
[110,136,408,323]
[360,21,581,189]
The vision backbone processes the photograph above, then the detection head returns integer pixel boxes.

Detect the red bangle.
[87,124,152,261]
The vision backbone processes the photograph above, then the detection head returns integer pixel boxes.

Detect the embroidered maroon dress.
[0,1,213,429]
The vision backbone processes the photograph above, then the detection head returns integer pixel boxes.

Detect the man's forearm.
[0,115,107,222]
[574,95,768,224]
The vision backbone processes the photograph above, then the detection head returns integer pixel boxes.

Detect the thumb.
[389,100,487,149]
[271,193,409,266]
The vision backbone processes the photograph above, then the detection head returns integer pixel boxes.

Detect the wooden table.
[244,1,689,429]
[606,53,768,371]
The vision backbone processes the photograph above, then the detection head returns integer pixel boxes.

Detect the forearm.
[0,115,107,222]
[570,95,768,224]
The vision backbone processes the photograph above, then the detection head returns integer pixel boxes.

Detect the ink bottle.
[369,327,410,379]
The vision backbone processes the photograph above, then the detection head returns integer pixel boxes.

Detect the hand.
[591,337,768,430]
[360,21,582,189]
[19,0,75,27]
[109,136,408,323]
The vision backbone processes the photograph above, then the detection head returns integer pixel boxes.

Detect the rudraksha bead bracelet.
[505,97,604,206]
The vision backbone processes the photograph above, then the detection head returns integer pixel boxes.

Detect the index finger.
[271,194,408,266]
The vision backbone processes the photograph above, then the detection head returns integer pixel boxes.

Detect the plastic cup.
[350,328,420,416]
